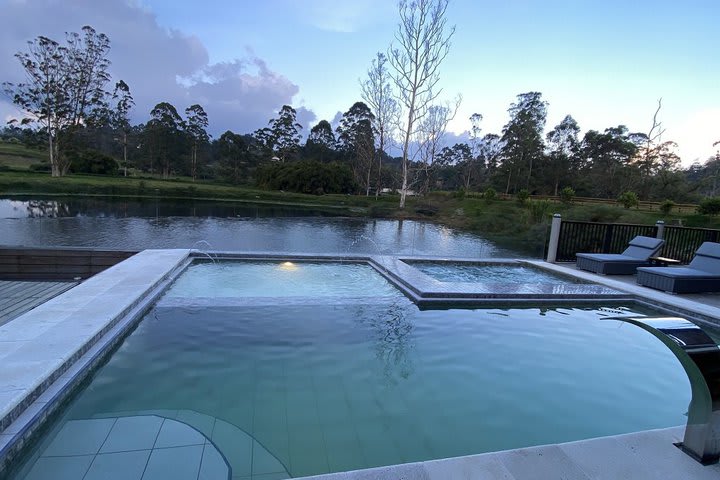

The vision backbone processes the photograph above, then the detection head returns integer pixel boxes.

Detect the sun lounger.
[636,242,720,293]
[575,236,664,275]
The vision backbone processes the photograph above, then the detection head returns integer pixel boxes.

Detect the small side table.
[649,256,681,267]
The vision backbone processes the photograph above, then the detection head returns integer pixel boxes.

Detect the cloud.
[0,0,312,136]
[288,0,394,33]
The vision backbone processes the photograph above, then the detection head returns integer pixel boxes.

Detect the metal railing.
[548,217,720,264]
[554,221,658,262]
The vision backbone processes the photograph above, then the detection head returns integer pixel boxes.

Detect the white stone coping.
[0,249,192,430]
[529,261,720,325]
[298,427,720,480]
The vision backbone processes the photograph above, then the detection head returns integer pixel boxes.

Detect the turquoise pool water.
[6,262,692,480]
[165,261,399,298]
[410,262,581,284]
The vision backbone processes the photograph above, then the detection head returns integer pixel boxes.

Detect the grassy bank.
[1,170,716,256]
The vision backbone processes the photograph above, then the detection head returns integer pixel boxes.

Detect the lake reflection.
[0,197,529,257]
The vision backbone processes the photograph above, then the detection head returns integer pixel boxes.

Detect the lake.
[0,197,536,257]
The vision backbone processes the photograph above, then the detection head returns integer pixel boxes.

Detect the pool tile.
[355,419,402,469]
[22,455,94,480]
[100,416,163,453]
[252,439,287,475]
[176,409,216,437]
[211,419,252,477]
[42,418,116,456]
[142,444,203,480]
[253,428,291,470]
[322,425,366,472]
[154,418,206,448]
[198,444,230,480]
[287,429,329,477]
[84,450,151,480]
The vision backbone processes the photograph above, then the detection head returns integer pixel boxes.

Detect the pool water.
[410,262,581,284]
[6,263,692,479]
[165,261,399,299]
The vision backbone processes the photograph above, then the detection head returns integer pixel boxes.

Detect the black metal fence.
[554,220,720,264]
[662,226,720,264]
[555,221,659,262]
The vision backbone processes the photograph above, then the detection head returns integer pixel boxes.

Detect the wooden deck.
[0,280,77,326]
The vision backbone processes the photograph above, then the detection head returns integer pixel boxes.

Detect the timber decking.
[0,280,77,326]
[0,247,137,281]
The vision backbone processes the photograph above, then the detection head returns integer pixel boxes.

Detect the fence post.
[546,214,562,263]
[656,220,665,239]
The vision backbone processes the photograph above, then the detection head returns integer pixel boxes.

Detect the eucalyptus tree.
[216,131,250,184]
[545,115,580,195]
[337,102,376,195]
[388,0,455,207]
[110,80,134,176]
[305,120,337,162]
[416,101,458,194]
[145,102,185,178]
[499,92,548,193]
[3,26,112,176]
[361,52,400,197]
[579,126,638,198]
[184,104,209,181]
[268,105,302,162]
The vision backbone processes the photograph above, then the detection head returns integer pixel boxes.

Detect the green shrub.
[29,162,51,172]
[528,200,552,223]
[69,150,117,175]
[516,189,530,205]
[256,160,356,195]
[659,199,675,215]
[617,191,639,209]
[483,187,497,201]
[698,197,720,215]
[454,188,466,199]
[559,186,575,204]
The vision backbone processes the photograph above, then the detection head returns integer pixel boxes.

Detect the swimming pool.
[407,261,583,285]
[3,260,694,480]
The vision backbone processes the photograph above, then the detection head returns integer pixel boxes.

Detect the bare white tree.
[361,52,400,197]
[388,0,455,207]
[416,97,460,194]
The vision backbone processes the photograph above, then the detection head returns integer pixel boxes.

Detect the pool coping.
[1,250,720,477]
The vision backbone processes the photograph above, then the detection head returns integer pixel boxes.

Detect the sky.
[1,0,718,166]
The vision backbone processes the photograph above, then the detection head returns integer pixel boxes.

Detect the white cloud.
[288,0,394,33]
[0,0,312,136]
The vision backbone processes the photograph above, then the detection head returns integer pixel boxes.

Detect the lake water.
[0,197,534,257]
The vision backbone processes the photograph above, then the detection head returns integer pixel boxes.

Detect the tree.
[216,130,250,184]
[185,104,209,181]
[3,26,112,176]
[438,142,472,190]
[146,102,184,178]
[110,80,134,176]
[388,0,455,207]
[268,105,302,162]
[579,126,638,198]
[499,92,548,193]
[305,120,337,162]
[545,115,580,195]
[416,101,458,194]
[337,102,376,195]
[361,52,400,197]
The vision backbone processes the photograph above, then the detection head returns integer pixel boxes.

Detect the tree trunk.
[48,133,59,177]
[122,132,128,177]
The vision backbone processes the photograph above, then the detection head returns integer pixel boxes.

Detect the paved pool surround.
[1,249,720,479]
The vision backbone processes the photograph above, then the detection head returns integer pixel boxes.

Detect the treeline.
[3,25,720,203]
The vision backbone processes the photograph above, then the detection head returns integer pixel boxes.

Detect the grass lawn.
[0,143,47,170]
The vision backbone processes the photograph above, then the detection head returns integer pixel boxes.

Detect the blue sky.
[1,0,718,164]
